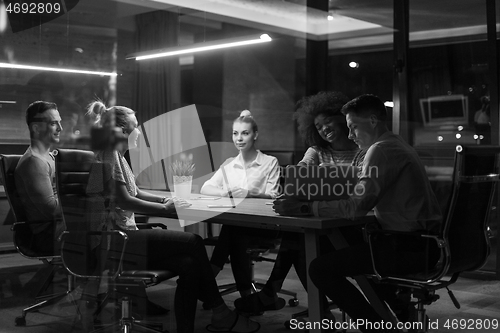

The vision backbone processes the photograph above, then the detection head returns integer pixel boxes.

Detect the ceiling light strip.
[128,34,272,61]
[0,62,118,76]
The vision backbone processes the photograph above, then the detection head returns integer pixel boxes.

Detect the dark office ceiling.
[2,0,497,48]
[329,0,491,32]
[78,0,500,40]
[58,0,496,36]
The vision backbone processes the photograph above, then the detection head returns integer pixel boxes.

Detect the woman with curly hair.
[294,91,359,166]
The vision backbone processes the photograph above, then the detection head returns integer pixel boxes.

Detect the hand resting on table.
[272,194,312,216]
[166,196,192,210]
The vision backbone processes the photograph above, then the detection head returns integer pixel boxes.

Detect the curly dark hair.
[293,91,350,149]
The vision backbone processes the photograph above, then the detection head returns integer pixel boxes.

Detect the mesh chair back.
[442,145,499,274]
[1,154,45,258]
[60,230,128,279]
[0,155,26,222]
[261,151,295,167]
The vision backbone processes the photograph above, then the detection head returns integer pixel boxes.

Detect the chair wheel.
[284,320,292,329]
[15,316,26,326]
[288,298,299,307]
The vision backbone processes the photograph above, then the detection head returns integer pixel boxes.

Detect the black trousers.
[261,226,363,306]
[309,233,440,333]
[122,229,223,333]
[210,225,280,292]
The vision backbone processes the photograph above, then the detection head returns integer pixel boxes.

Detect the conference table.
[149,191,396,333]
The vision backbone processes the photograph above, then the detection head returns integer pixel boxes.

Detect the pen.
[207,204,236,208]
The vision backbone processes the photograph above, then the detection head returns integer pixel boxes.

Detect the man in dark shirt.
[274,94,442,332]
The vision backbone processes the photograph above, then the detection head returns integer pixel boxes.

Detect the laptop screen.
[282,165,359,201]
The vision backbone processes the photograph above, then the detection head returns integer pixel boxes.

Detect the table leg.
[304,229,325,333]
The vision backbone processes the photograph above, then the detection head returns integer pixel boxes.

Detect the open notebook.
[283,165,359,201]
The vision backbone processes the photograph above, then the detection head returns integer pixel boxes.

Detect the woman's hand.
[227,187,248,198]
[157,196,168,204]
[164,197,192,211]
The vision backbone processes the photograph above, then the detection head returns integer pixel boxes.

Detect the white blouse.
[202,150,280,199]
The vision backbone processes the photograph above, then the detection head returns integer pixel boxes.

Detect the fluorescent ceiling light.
[0,62,118,76]
[127,34,272,61]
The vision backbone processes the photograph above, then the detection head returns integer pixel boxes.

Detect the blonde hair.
[234,109,258,132]
[86,100,135,129]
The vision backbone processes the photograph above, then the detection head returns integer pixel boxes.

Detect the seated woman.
[296,92,360,167]
[200,110,281,300]
[85,101,260,333]
[234,91,365,315]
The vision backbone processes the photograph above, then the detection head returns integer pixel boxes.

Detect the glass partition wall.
[407,0,498,277]
[0,1,498,276]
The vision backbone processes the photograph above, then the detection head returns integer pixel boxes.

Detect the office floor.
[1,251,500,333]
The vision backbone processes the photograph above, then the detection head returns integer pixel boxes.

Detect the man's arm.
[312,145,386,219]
[275,145,387,219]
[311,178,379,219]
[18,157,60,220]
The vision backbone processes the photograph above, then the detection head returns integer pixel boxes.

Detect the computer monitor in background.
[420,94,469,129]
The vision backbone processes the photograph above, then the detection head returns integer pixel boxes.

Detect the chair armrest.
[59,230,129,280]
[11,221,27,232]
[364,220,441,240]
[136,222,167,229]
[11,220,53,231]
[365,227,441,240]
[59,230,129,238]
[366,227,447,283]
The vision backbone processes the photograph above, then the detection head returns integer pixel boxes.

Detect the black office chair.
[60,229,168,332]
[366,145,499,332]
[261,151,296,168]
[54,148,177,330]
[0,154,75,327]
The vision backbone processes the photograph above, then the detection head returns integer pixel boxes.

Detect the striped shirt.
[298,146,359,166]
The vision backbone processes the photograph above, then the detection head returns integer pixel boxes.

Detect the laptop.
[282,165,359,201]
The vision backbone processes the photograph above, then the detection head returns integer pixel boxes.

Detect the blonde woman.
[86,101,260,333]
[201,110,281,300]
